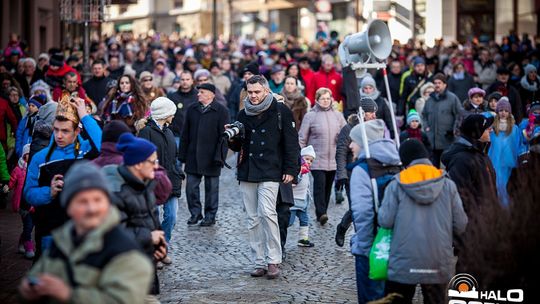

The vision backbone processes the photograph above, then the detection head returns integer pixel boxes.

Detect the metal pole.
[83,20,91,82]
[382,65,400,148]
[212,0,218,59]
[355,108,380,212]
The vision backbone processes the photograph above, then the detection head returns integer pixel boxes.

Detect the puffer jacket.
[422,90,462,150]
[103,165,160,258]
[25,207,153,304]
[378,158,468,284]
[299,104,346,171]
[350,139,401,257]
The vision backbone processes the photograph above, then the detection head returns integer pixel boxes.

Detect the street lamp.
[60,0,112,81]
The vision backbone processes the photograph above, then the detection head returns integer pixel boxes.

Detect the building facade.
[0,0,62,57]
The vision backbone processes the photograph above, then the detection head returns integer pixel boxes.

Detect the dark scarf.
[406,127,422,141]
[9,102,22,122]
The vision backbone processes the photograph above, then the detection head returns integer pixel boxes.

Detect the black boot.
[335,223,347,247]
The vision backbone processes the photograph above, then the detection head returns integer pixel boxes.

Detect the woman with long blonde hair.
[488,97,526,207]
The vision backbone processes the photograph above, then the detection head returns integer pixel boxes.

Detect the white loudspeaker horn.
[339,19,392,67]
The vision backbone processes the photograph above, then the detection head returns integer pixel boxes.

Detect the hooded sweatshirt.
[350,139,401,257]
[378,158,468,284]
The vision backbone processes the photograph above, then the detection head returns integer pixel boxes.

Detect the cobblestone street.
[158,158,358,303]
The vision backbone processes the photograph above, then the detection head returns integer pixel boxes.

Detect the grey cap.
[349,119,386,146]
[60,161,110,208]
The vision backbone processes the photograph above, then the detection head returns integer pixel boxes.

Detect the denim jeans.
[355,255,385,304]
[41,235,53,252]
[20,211,34,242]
[289,209,309,227]
[161,197,179,244]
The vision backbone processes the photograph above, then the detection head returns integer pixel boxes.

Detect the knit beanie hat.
[413,56,426,66]
[530,100,540,113]
[360,76,376,90]
[399,139,429,167]
[468,87,486,99]
[496,97,512,113]
[432,73,447,84]
[50,53,64,67]
[150,97,177,120]
[193,69,211,81]
[242,61,260,76]
[460,114,495,140]
[60,161,110,208]
[486,91,502,102]
[28,94,47,109]
[22,144,30,157]
[406,110,421,125]
[116,133,157,166]
[524,64,537,75]
[360,97,378,113]
[102,120,131,143]
[349,119,386,145]
[301,145,316,159]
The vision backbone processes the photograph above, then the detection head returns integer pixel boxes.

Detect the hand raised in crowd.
[71,97,88,119]
[20,274,71,302]
[50,175,64,198]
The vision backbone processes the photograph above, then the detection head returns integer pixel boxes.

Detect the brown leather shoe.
[319,214,329,226]
[267,264,280,279]
[250,268,267,277]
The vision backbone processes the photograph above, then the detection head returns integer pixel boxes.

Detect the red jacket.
[301,67,315,103]
[44,63,82,89]
[309,67,343,106]
[0,97,18,146]
[52,86,90,103]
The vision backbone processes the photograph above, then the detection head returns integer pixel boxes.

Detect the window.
[172,0,183,8]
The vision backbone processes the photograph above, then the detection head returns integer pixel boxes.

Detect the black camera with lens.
[223,121,245,140]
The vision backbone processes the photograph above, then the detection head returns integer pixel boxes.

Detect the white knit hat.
[22,144,31,156]
[301,145,316,159]
[150,97,177,120]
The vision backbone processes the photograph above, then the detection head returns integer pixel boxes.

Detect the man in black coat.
[83,60,113,106]
[139,96,184,265]
[441,114,502,286]
[178,83,229,226]
[486,66,523,123]
[167,70,198,141]
[228,75,300,279]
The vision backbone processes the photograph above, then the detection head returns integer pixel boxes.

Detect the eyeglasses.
[142,78,153,82]
[145,159,159,165]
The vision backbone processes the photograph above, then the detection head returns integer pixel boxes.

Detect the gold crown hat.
[56,93,80,125]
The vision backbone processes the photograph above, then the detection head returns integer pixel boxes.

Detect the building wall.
[1,0,61,57]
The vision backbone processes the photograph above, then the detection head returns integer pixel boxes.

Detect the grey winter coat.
[422,90,463,150]
[299,104,346,171]
[350,139,401,257]
[378,158,468,284]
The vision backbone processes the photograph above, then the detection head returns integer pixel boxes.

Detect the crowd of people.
[0,28,538,303]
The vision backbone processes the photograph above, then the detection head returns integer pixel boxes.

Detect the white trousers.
[239,181,282,268]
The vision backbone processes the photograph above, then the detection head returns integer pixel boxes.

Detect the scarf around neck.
[520,75,539,92]
[360,88,380,100]
[281,89,305,109]
[244,93,274,116]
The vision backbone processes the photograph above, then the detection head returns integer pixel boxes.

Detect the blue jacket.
[489,126,526,207]
[350,139,401,257]
[15,114,35,157]
[24,115,102,206]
